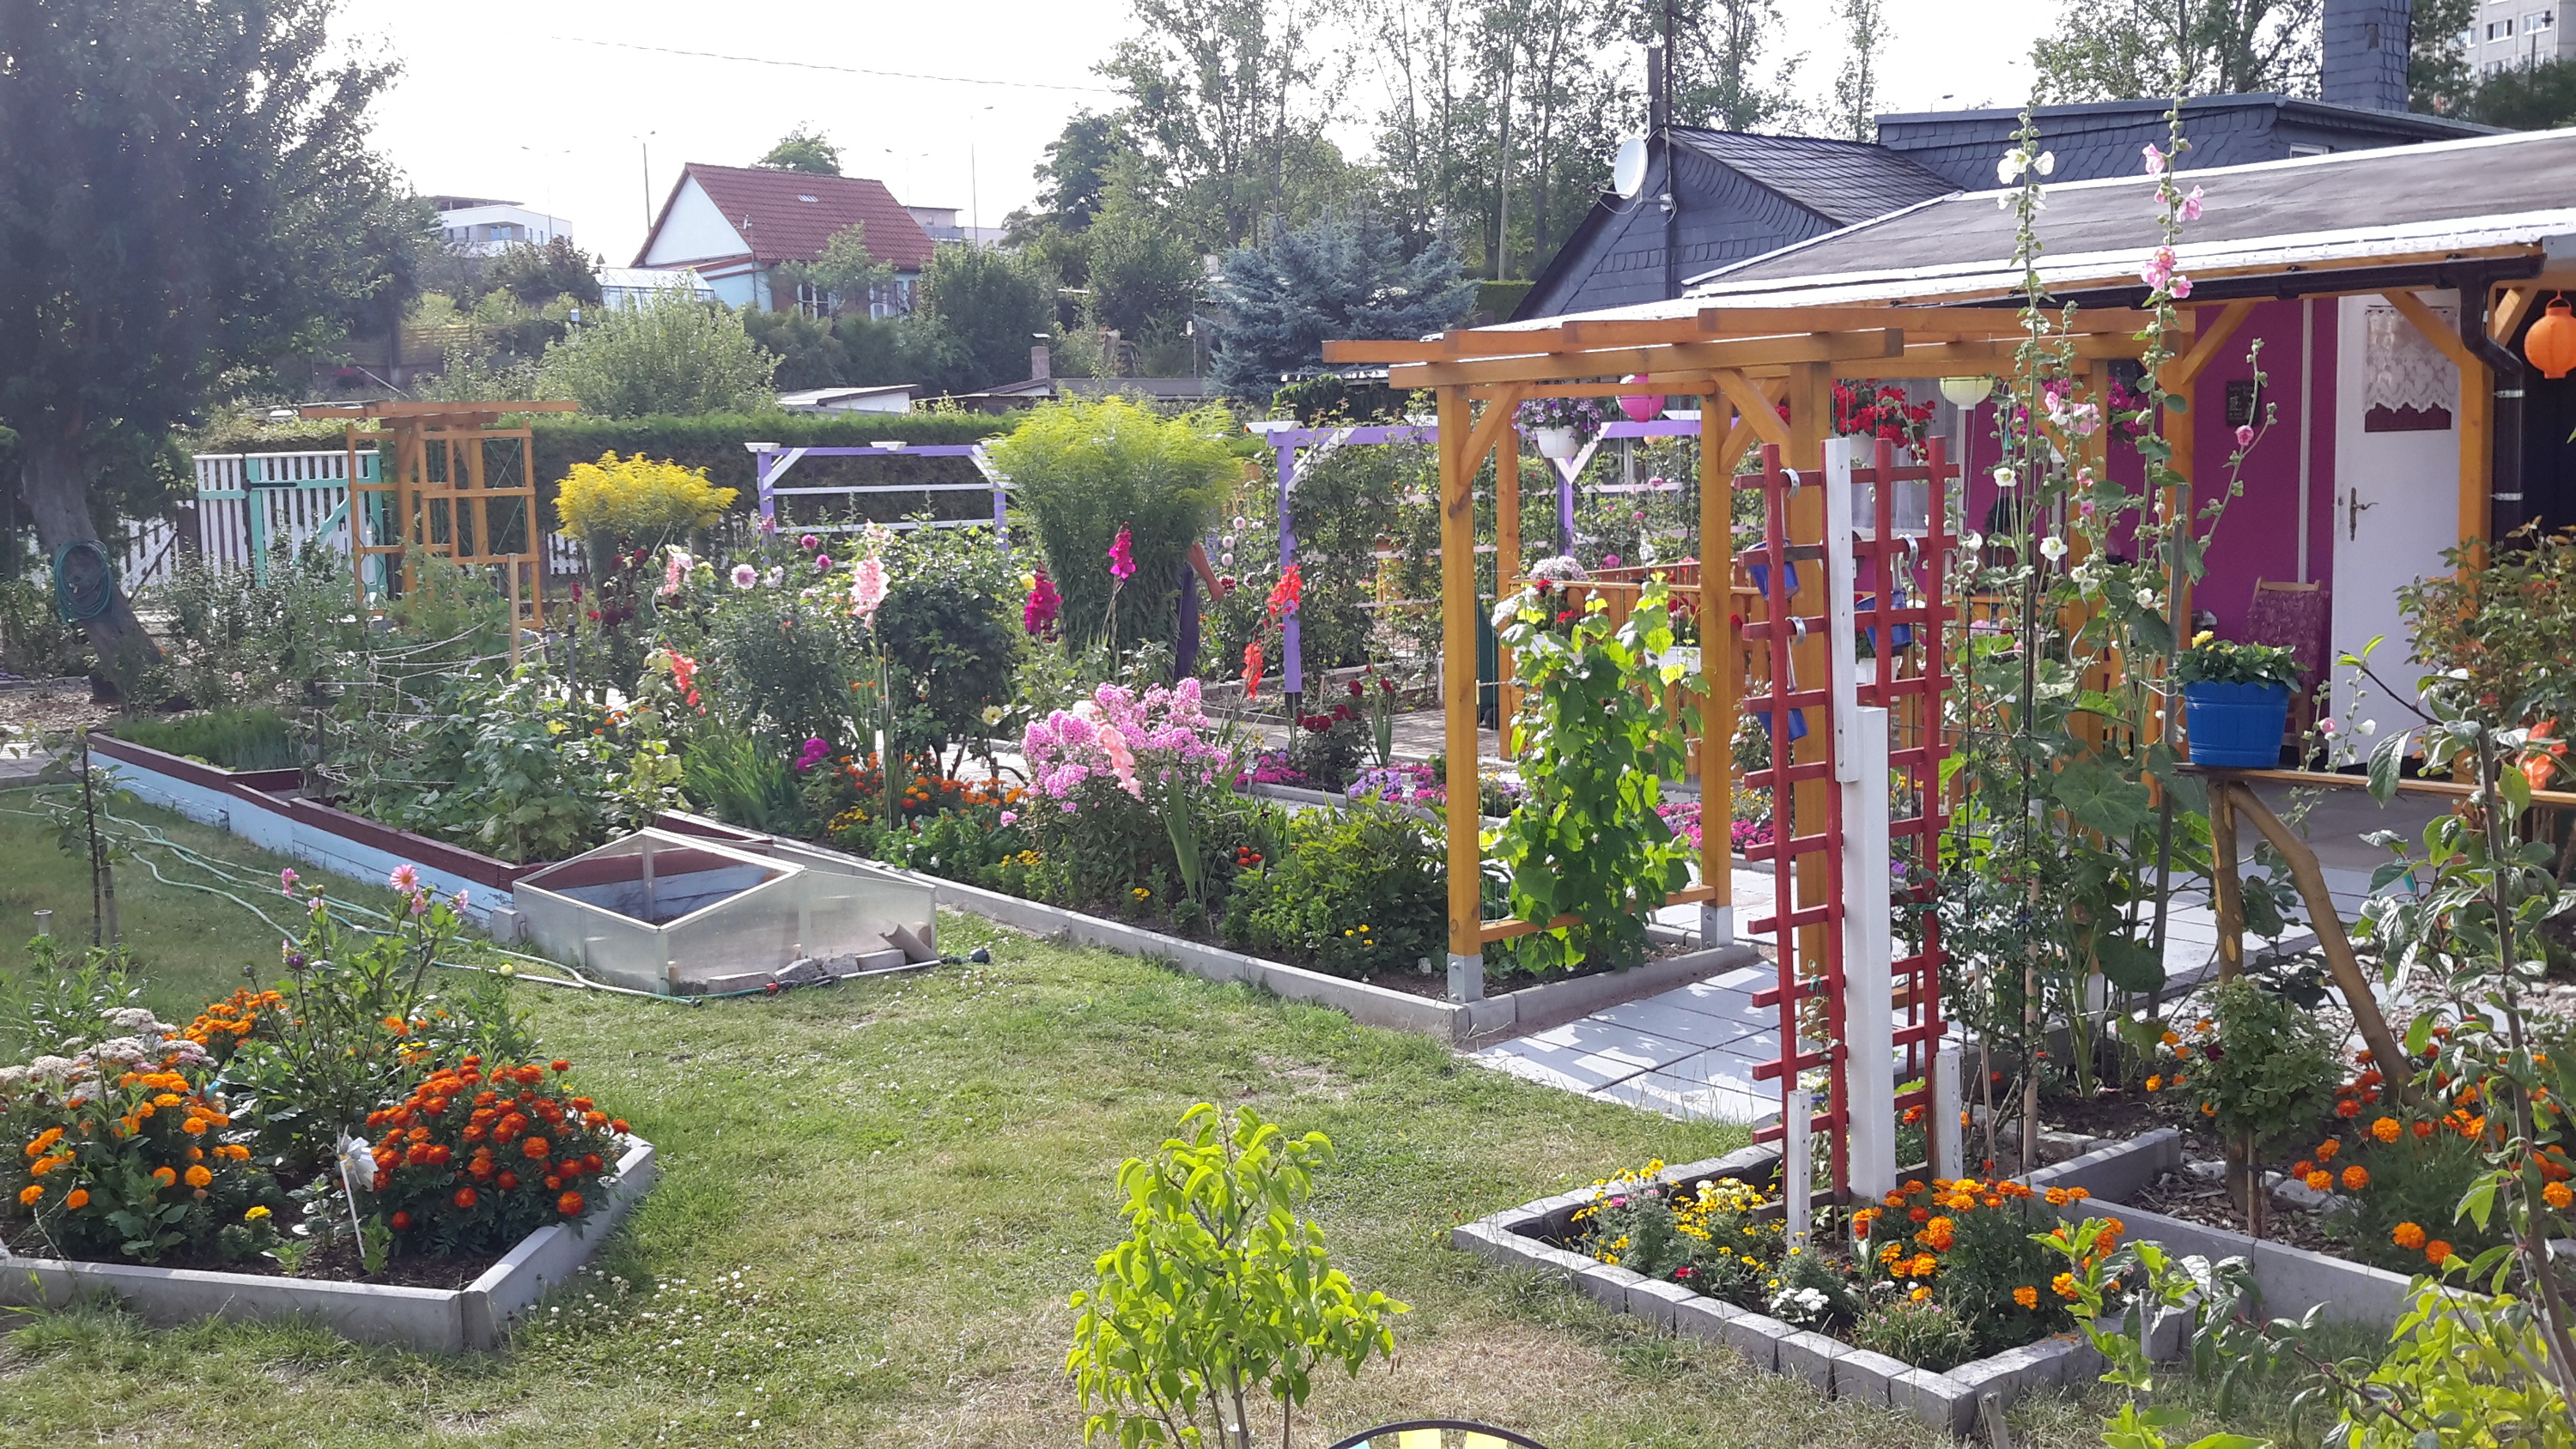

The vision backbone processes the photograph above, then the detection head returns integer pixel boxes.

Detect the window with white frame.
[2490,17,2516,38]
[2529,9,2555,29]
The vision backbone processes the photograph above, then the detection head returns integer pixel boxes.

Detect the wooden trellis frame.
[299,401,579,664]
[1325,301,2154,1202]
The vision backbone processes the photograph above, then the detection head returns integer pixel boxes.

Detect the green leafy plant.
[1066,1103,1406,1449]
[2179,976,2342,1229]
[1850,1296,1978,1373]
[680,724,812,837]
[1487,574,1698,973]
[112,707,305,771]
[1220,802,1443,978]
[2175,631,2305,689]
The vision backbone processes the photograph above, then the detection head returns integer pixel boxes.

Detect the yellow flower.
[2052,1272,2080,1300]
[2191,629,2214,646]
[245,1205,271,1221]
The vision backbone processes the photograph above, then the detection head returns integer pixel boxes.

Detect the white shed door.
[2329,292,2464,743]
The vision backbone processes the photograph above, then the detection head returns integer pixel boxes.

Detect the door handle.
[2348,490,2376,541]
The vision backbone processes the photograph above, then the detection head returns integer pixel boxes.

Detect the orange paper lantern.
[2526,296,2576,379]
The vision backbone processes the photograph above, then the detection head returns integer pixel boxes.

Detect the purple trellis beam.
[744,443,1010,540]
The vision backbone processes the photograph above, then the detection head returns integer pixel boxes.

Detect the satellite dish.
[1612,138,1648,199]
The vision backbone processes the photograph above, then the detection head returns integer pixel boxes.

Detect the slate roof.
[651,163,938,271]
[1874,94,2489,193]
[1685,125,2576,305]
[1671,129,1954,226]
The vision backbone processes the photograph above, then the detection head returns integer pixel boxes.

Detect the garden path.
[1474,843,2403,1126]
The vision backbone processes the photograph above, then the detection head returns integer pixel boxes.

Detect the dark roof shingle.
[1671,130,1956,226]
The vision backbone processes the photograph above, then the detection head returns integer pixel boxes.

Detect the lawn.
[0,791,2348,1448]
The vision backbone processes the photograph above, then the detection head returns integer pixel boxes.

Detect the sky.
[337,0,2061,265]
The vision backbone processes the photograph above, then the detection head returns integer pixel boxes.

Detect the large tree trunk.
[18,423,163,691]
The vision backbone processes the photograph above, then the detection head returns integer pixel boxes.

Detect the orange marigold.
[15,1184,39,1206]
[64,1188,88,1210]
[2305,1170,2332,1191]
[2392,1222,2427,1250]
[2013,1285,2039,1309]
[151,1166,176,1188]
[2315,1140,2340,1161]
[2372,1117,2402,1143]
[2051,1272,2080,1300]
[2342,1165,2369,1191]
[2545,1181,2574,1210]
[184,1165,212,1188]
[2425,1240,2453,1265]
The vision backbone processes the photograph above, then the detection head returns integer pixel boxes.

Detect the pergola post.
[1438,385,1485,999]
[1697,400,1735,945]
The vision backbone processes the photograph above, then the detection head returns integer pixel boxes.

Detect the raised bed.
[1454,1129,2419,1431]
[90,732,535,925]
[906,868,1761,1045]
[0,1137,656,1353]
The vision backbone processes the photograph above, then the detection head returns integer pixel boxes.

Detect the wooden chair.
[2244,578,2329,745]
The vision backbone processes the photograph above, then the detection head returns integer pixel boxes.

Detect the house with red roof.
[633,162,939,317]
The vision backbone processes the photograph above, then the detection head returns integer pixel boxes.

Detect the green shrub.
[113,707,304,771]
[533,291,775,417]
[680,724,811,837]
[1221,801,1443,978]
[873,528,1019,759]
[0,573,91,678]
[143,543,359,708]
[701,592,850,749]
[986,396,1235,657]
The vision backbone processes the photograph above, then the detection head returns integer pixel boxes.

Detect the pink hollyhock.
[1108,524,1137,583]
[2142,143,2166,176]
[2180,185,2205,222]
[2234,423,2256,448]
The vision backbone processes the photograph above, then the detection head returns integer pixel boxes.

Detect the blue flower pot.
[2183,681,2291,767]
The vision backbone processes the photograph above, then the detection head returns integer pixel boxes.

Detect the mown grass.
[0,792,2357,1448]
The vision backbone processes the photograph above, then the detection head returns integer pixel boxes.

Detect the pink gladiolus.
[1024,569,1061,635]
[849,555,890,622]
[1108,524,1137,583]
[2181,185,2205,222]
[1097,724,1141,798]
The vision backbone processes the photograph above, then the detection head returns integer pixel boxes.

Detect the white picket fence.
[117,451,580,592]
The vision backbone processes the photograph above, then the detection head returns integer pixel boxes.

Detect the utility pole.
[1495,58,1514,280]
[1655,0,1680,300]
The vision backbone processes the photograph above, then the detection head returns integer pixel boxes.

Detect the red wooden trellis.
[1738,435,1953,1201]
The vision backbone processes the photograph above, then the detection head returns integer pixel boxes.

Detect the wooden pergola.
[1324,303,2161,996]
[298,400,580,663]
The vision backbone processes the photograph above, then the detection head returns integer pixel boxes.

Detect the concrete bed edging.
[0,1137,656,1353]
[901,868,1760,1044]
[1455,1127,2425,1430]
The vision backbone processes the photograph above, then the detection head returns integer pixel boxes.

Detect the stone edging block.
[0,1137,655,1352]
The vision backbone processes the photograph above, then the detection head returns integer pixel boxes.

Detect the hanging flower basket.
[1517,397,1602,459]
[1531,426,1582,459]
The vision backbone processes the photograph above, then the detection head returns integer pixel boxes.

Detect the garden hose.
[51,540,115,623]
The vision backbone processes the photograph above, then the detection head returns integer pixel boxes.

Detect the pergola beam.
[1390,329,1907,390]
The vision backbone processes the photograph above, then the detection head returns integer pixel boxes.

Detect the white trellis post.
[1824,436,1898,1202]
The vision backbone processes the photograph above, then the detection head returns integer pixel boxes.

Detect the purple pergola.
[1250,415,1705,698]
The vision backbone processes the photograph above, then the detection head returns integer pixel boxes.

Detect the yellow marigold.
[1879,1241,1904,1264]
[2044,1186,2069,1207]
[245,1205,270,1221]
[2052,1272,2080,1300]
[1909,1284,1931,1303]
[2013,1285,2039,1309]
[2372,1117,2402,1143]
[2144,1075,2162,1092]
[184,1165,212,1188]
[1909,1253,1938,1277]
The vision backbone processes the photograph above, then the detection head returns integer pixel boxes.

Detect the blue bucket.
[2184,682,2291,767]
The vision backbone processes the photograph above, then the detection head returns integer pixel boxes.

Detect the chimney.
[1030,343,1051,381]
[2322,0,2411,112]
